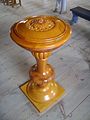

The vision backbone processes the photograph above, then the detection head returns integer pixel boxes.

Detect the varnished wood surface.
[10,16,71,52]
[0,0,90,119]
[10,15,71,112]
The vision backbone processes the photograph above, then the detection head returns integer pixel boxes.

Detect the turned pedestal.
[10,15,71,112]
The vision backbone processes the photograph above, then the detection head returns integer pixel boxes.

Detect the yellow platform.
[20,81,65,113]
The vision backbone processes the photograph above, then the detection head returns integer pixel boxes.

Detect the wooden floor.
[0,0,90,120]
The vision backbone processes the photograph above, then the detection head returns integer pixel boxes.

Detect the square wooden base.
[20,81,65,113]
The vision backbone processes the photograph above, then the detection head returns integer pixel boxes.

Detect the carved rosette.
[26,17,55,32]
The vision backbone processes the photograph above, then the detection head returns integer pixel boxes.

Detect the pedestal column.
[10,15,71,112]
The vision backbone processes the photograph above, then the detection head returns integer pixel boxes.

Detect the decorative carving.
[32,52,51,59]
[29,52,54,87]
[26,17,55,31]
